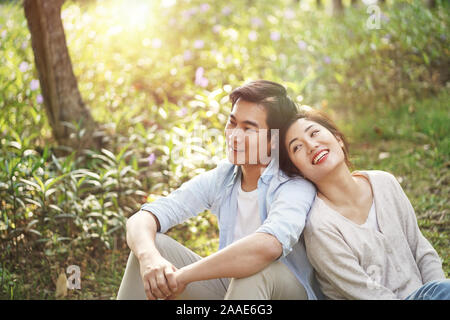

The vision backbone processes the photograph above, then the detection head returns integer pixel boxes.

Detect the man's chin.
[227,154,247,166]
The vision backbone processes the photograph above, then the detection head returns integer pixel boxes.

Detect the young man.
[117,80,323,300]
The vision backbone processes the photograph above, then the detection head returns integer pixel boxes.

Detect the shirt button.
[387,248,392,253]
[396,266,401,272]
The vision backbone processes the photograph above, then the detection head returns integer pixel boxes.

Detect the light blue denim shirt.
[141,158,324,300]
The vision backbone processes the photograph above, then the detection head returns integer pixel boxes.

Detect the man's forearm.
[126,210,161,260]
[177,232,282,285]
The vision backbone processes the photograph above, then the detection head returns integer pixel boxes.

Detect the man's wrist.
[136,249,161,262]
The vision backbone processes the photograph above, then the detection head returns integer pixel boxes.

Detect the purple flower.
[284,9,295,19]
[323,56,331,64]
[222,6,232,16]
[30,79,40,91]
[248,31,258,41]
[177,107,188,117]
[152,38,162,49]
[200,3,210,12]
[270,31,281,42]
[297,40,307,50]
[194,39,204,49]
[183,50,193,61]
[195,67,208,88]
[147,153,156,166]
[250,17,263,28]
[19,61,29,72]
[182,7,198,19]
[36,94,43,104]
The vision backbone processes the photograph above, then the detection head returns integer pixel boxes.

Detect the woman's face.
[284,118,346,183]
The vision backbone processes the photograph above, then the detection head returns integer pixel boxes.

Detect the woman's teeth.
[313,150,329,164]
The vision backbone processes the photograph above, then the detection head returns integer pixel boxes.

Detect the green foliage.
[0,0,448,298]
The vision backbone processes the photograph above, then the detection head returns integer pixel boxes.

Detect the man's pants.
[117,233,308,300]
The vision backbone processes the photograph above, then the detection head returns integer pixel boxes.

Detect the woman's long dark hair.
[279,109,352,178]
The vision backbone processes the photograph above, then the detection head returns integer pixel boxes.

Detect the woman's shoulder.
[353,169,401,189]
[305,196,340,233]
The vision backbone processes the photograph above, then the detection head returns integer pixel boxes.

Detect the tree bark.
[332,0,344,14]
[426,0,436,8]
[24,0,101,151]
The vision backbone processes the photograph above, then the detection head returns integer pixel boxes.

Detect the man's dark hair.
[229,80,299,137]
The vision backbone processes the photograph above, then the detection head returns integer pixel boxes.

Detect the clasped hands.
[139,255,187,300]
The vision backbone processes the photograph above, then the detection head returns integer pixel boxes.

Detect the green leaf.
[20,178,40,191]
[33,174,45,193]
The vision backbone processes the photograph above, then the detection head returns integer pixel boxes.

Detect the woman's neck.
[314,165,363,207]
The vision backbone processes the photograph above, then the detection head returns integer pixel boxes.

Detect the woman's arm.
[389,174,445,282]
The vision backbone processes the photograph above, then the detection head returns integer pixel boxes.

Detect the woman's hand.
[165,268,188,300]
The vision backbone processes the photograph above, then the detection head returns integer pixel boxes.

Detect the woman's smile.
[312,149,329,165]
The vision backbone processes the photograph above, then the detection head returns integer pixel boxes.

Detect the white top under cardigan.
[304,170,445,300]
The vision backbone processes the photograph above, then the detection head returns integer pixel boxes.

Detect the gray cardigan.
[304,170,445,300]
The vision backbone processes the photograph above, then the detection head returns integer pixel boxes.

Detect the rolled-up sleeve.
[141,167,219,233]
[256,178,316,257]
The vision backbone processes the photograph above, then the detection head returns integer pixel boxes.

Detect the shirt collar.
[227,157,279,187]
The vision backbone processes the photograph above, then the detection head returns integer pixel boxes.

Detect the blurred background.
[0,0,448,299]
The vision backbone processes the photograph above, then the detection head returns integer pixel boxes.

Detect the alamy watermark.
[66,265,81,290]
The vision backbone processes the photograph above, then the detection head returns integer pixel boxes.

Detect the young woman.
[279,109,449,300]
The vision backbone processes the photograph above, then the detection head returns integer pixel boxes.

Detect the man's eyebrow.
[229,114,259,128]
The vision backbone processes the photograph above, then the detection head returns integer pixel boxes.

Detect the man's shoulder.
[272,172,316,194]
[194,159,236,188]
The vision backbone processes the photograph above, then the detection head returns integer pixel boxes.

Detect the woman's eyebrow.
[304,124,315,133]
[288,137,298,149]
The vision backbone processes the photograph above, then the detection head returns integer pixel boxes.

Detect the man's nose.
[229,128,244,143]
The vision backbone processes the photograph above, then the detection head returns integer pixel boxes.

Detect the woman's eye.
[293,145,302,152]
[311,130,319,137]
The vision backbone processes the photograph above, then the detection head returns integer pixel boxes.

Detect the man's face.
[224,98,272,166]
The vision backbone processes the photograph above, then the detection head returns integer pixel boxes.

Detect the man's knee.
[154,232,173,251]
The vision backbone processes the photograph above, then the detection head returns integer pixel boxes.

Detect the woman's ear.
[336,135,344,148]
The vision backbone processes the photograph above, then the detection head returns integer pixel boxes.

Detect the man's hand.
[139,254,178,300]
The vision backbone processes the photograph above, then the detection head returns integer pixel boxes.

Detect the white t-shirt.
[233,182,261,242]
[361,201,380,232]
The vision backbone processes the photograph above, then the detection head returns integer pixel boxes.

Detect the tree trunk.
[426,0,436,8]
[332,0,344,14]
[351,0,358,7]
[24,0,101,151]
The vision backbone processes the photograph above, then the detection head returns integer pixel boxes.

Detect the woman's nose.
[306,140,319,153]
